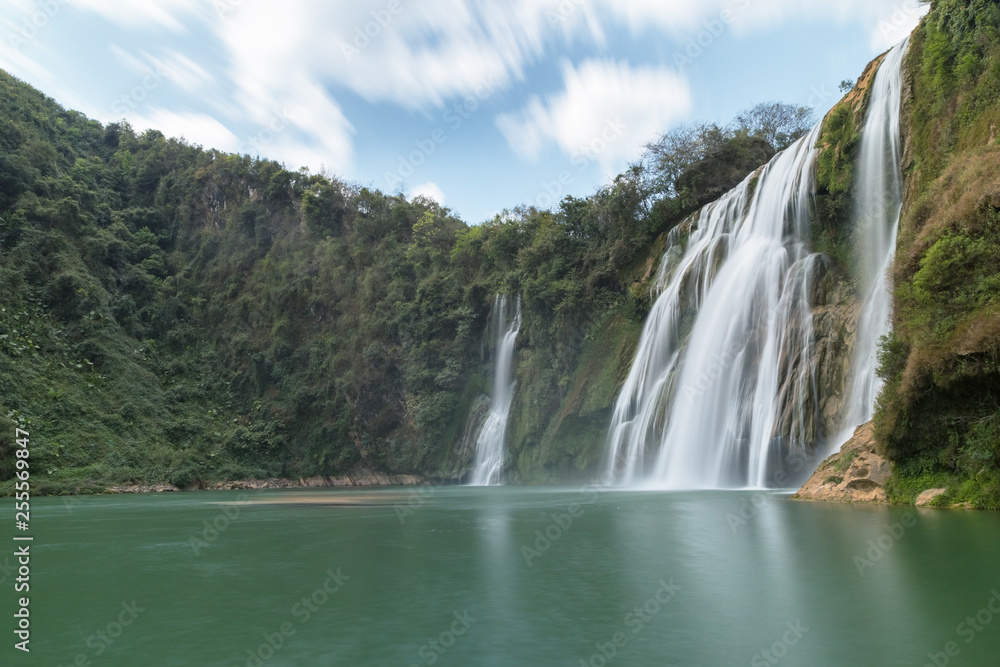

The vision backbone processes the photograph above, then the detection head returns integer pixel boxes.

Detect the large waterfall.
[605,39,908,489]
[469,295,521,486]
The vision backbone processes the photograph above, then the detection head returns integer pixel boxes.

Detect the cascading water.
[835,38,908,444]
[605,39,908,489]
[469,295,521,486]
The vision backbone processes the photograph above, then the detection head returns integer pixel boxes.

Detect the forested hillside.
[0,66,809,493]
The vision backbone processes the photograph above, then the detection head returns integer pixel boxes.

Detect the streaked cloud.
[0,0,929,203]
[496,59,691,173]
[66,0,202,33]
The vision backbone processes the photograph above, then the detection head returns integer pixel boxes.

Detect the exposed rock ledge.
[792,421,891,503]
[104,472,425,494]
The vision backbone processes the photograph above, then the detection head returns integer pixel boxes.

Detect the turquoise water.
[2,487,1000,665]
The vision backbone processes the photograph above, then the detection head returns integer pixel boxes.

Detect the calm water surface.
[3,487,1000,666]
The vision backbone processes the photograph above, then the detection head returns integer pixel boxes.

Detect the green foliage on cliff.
[0,68,679,492]
[812,55,884,275]
[0,64,812,492]
[876,0,1000,509]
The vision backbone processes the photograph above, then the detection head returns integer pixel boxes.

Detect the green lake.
[3,487,1000,666]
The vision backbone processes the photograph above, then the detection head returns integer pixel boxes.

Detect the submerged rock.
[792,421,890,503]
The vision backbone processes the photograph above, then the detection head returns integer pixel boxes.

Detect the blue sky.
[0,0,927,224]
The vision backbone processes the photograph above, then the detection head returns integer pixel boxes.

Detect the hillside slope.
[0,67,693,493]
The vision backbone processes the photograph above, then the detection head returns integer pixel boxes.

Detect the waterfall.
[605,39,908,489]
[469,295,521,486]
[835,38,908,445]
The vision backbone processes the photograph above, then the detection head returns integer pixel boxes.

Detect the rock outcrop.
[792,421,891,503]
[915,488,948,507]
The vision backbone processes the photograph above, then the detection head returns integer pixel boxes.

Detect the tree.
[642,123,729,197]
[733,101,814,151]
[301,180,345,236]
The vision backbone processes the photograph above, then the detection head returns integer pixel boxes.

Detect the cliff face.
[873,0,1000,509]
[793,1,1000,509]
[461,45,903,485]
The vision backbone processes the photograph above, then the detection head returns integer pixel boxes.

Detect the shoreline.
[103,472,430,494]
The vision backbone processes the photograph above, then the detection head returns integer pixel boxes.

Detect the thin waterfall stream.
[469,295,521,486]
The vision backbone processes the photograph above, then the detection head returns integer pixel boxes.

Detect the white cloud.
[496,59,692,173]
[202,0,920,175]
[107,46,212,93]
[125,108,241,151]
[66,0,202,32]
[411,181,446,205]
[4,0,931,181]
[158,50,215,93]
[596,0,925,40]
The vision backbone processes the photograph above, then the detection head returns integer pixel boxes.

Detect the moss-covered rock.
[873,0,1000,510]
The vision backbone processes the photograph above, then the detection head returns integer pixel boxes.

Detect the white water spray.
[835,38,908,445]
[469,295,521,486]
[605,39,909,489]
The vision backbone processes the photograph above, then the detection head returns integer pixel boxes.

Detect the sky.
[0,0,928,224]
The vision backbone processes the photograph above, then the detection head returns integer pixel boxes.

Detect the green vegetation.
[0,60,812,493]
[0,66,814,493]
[874,0,1000,509]
[812,55,882,274]
[643,101,813,213]
[18,7,1000,507]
